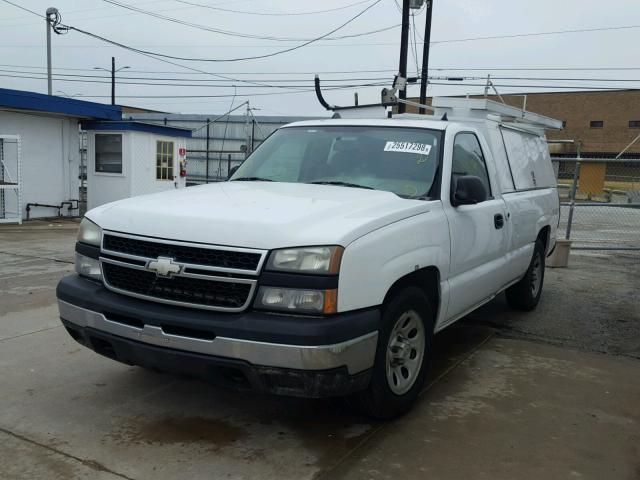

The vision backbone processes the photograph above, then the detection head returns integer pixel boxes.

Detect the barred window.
[590,120,604,128]
[629,120,640,128]
[156,141,174,180]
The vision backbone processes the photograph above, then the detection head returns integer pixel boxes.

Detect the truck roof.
[282,118,450,131]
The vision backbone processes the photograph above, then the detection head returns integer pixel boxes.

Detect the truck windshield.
[230,126,441,199]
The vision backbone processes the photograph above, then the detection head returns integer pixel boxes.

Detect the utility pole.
[245,102,252,157]
[419,1,433,114]
[95,59,129,105]
[45,8,59,95]
[397,0,411,113]
[111,57,115,105]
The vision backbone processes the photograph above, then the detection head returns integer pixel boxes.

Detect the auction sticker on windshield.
[384,141,432,155]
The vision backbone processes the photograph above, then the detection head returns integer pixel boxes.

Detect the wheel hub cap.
[390,338,412,366]
[386,309,426,395]
[531,253,542,296]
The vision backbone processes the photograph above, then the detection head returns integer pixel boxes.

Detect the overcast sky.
[1,0,639,116]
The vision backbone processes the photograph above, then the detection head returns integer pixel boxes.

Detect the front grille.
[102,262,252,309]
[103,234,261,271]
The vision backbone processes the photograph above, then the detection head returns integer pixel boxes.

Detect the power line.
[4,0,640,60]
[4,68,640,90]
[0,0,42,18]
[0,0,182,22]
[191,101,248,132]
[100,0,391,43]
[47,83,390,99]
[430,67,640,72]
[50,83,635,99]
[0,68,397,83]
[410,12,420,78]
[3,0,640,47]
[423,82,631,91]
[6,63,640,75]
[3,70,634,94]
[0,72,392,88]
[0,0,310,91]
[170,0,374,16]
[65,0,384,63]
[0,38,407,49]
[0,0,380,99]
[464,76,640,82]
[3,0,638,103]
[0,0,389,67]
[0,0,261,28]
[217,85,237,176]
[430,24,640,45]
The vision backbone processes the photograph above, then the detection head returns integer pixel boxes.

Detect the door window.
[451,133,491,199]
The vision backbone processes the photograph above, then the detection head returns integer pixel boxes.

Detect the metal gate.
[553,156,640,251]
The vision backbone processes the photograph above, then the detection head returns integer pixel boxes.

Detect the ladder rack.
[431,97,563,130]
[0,134,22,225]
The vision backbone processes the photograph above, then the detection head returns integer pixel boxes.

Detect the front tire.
[506,239,545,311]
[349,287,434,419]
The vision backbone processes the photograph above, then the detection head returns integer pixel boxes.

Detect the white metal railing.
[0,134,22,225]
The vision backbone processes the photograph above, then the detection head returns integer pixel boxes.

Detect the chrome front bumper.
[58,300,378,375]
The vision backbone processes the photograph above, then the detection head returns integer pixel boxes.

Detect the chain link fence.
[552,157,640,251]
[125,112,316,185]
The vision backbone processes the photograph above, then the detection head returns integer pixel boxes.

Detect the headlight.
[266,246,343,274]
[75,253,102,281]
[254,287,337,314]
[77,217,102,247]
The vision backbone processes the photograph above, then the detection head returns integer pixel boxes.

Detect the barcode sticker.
[384,141,432,155]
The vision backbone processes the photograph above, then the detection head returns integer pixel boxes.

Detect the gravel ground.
[465,251,640,359]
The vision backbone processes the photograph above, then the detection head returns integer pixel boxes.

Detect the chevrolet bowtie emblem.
[147,256,182,278]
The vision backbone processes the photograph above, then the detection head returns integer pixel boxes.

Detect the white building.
[0,88,121,221]
[0,88,192,222]
[82,121,191,210]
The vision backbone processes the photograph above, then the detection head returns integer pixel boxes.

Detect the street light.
[56,90,83,98]
[94,57,130,105]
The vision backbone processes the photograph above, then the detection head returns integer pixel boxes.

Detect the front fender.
[337,202,450,312]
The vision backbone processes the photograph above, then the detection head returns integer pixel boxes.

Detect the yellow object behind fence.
[579,162,606,197]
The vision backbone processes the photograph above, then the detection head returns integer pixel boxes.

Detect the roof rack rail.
[431,97,563,130]
[313,73,562,129]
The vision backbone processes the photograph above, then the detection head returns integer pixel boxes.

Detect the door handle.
[494,214,505,229]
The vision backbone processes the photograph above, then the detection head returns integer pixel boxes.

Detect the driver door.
[444,132,509,322]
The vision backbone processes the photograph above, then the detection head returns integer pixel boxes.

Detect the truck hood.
[87,182,431,250]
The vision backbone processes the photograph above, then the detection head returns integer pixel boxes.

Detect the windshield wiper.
[308,181,374,190]
[230,177,274,182]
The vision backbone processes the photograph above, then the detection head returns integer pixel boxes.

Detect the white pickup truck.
[57,98,561,418]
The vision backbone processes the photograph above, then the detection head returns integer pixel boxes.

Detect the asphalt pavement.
[1,220,638,480]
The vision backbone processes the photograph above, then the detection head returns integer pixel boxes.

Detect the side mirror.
[227,165,239,180]
[451,175,488,207]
